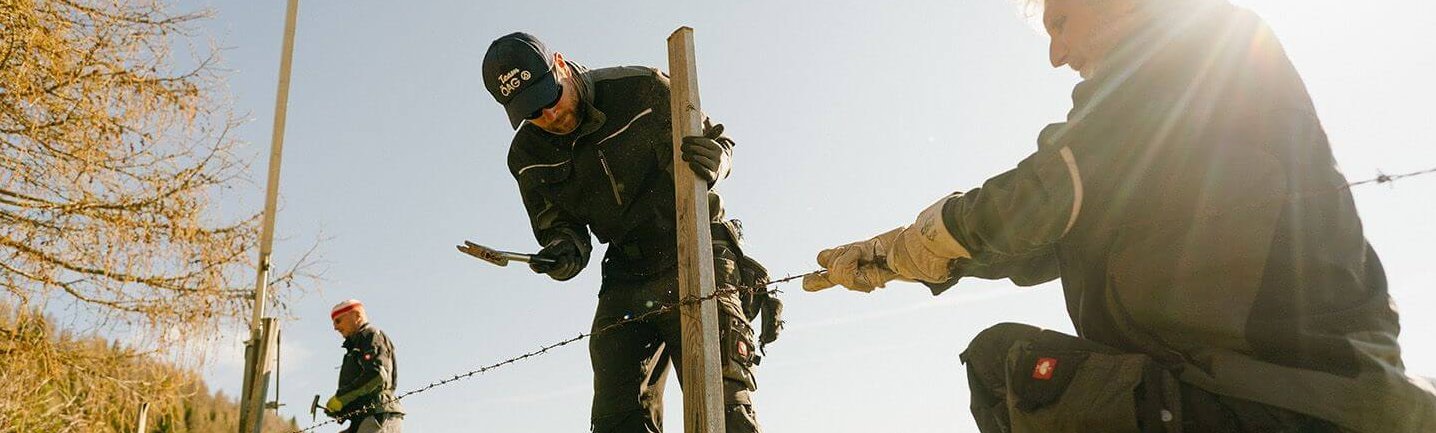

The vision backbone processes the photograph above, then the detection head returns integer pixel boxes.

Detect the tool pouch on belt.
[1005,342,1183,433]
[714,219,784,352]
[718,290,761,393]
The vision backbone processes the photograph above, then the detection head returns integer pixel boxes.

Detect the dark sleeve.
[515,179,593,258]
[923,249,1060,296]
[943,149,1079,256]
[507,138,594,263]
[927,123,1081,291]
[334,331,394,410]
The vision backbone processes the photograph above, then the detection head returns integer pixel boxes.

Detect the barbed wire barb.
[1345,166,1436,188]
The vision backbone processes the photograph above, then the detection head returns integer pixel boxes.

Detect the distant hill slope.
[0,305,297,433]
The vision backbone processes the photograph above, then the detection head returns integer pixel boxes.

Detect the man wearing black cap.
[481,32,772,433]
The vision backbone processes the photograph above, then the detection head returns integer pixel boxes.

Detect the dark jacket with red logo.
[926,2,1435,431]
[333,323,401,420]
[506,63,733,280]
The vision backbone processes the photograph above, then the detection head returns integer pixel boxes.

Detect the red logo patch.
[737,341,749,358]
[1032,357,1058,380]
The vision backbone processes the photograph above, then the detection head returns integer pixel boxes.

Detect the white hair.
[1018,0,1045,18]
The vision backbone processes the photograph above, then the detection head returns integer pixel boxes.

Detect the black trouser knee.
[960,323,1044,433]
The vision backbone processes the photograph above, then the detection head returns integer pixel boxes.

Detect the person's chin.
[553,118,579,134]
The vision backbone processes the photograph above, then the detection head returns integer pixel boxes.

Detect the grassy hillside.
[0,305,298,433]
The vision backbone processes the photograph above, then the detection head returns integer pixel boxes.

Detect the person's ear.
[553,52,567,77]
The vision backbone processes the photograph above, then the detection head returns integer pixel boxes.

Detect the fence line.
[288,165,1436,433]
[291,271,816,433]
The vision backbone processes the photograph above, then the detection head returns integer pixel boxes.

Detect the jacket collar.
[1069,0,1232,122]
[342,322,373,348]
[566,61,606,141]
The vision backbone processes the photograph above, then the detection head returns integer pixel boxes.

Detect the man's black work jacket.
[507,62,733,280]
[925,2,1436,431]
[334,323,402,420]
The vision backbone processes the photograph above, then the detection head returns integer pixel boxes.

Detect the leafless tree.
[0,0,316,347]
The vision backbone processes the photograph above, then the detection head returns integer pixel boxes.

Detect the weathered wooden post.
[666,27,726,433]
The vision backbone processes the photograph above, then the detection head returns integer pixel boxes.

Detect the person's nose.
[538,106,558,123]
[1049,38,1069,68]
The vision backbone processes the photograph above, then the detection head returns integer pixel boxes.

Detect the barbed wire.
[1106,165,1436,234]
[290,270,819,433]
[1345,166,1436,188]
[287,164,1435,433]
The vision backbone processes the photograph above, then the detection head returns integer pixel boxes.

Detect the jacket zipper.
[597,150,623,206]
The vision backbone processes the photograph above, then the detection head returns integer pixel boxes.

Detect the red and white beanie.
[331,299,364,320]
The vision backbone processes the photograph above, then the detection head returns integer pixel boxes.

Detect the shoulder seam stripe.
[595,108,654,147]
[517,159,570,176]
[1059,146,1084,237]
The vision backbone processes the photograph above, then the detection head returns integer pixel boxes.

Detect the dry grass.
[0,305,298,433]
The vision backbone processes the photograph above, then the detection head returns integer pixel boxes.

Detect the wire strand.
[290,271,818,432]
[287,164,1435,432]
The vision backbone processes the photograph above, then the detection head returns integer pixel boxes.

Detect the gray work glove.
[680,123,730,186]
[530,238,584,281]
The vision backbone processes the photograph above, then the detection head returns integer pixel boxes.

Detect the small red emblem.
[737,341,749,358]
[1032,357,1058,380]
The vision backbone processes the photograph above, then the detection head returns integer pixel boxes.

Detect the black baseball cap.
[483,32,562,130]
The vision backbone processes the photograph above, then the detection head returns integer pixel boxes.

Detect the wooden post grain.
[667,27,726,433]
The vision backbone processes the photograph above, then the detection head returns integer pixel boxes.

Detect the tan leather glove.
[804,227,907,292]
[886,195,972,283]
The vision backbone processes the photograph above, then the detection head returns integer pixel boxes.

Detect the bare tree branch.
[0,0,320,357]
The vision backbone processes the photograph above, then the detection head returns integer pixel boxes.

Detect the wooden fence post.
[667,27,726,433]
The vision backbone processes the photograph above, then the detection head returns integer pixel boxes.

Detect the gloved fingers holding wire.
[807,195,974,292]
[804,227,906,292]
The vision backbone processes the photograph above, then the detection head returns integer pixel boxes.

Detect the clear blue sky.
[179,1,1435,431]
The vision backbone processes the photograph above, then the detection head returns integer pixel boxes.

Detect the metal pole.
[666,27,725,433]
[240,0,299,432]
[250,0,300,334]
[273,328,281,408]
[135,402,149,433]
[247,318,280,433]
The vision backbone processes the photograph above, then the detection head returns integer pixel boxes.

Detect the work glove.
[530,238,584,281]
[803,227,907,292]
[681,122,731,187]
[322,395,343,418]
[759,295,783,349]
[886,195,972,283]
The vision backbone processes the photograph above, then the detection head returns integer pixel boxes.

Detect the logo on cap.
[497,68,533,97]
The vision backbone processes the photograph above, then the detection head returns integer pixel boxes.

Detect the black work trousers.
[589,245,761,433]
[960,323,1342,433]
